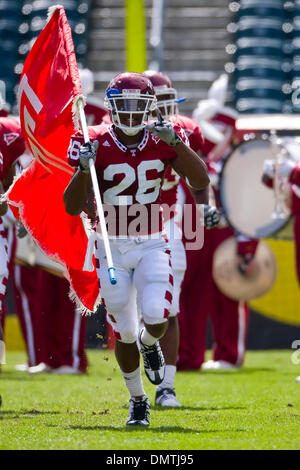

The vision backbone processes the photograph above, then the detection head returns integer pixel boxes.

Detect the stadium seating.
[231,0,291,114]
[0,0,92,110]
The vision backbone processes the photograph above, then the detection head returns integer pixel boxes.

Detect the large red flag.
[6,6,100,313]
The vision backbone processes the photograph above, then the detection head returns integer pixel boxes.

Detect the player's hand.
[237,254,258,278]
[17,221,27,239]
[79,140,99,174]
[146,122,182,147]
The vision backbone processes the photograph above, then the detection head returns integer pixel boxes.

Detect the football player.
[0,116,26,366]
[63,72,209,426]
[144,70,219,407]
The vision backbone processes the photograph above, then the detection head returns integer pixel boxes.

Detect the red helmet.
[143,70,179,120]
[104,72,156,135]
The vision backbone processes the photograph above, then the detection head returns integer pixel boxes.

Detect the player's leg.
[95,242,150,426]
[134,238,173,386]
[156,263,185,407]
[155,214,186,406]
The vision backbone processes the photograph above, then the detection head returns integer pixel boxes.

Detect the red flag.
[6,6,100,313]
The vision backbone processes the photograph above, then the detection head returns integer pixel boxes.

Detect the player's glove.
[204,205,220,229]
[146,122,182,147]
[16,221,27,239]
[79,140,99,174]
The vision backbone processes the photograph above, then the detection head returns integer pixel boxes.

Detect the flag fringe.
[47,5,64,22]
[80,211,93,239]
[68,289,102,316]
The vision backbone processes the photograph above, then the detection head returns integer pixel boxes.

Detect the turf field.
[1,349,300,450]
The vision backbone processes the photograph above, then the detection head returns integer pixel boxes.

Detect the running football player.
[63,72,209,426]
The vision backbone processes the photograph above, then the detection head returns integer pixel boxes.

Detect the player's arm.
[3,163,16,191]
[189,151,209,203]
[147,122,209,189]
[170,143,209,190]
[63,170,92,216]
[63,141,97,216]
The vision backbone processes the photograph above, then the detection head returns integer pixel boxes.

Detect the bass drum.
[219,137,296,239]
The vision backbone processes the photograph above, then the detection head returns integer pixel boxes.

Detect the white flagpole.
[77,98,117,285]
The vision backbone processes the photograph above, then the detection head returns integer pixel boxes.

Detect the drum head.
[219,138,291,238]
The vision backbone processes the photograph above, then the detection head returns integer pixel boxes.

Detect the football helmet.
[104,72,156,136]
[143,70,183,120]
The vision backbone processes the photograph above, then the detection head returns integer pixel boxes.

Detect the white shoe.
[202,360,238,370]
[296,376,300,382]
[201,360,216,370]
[155,388,182,408]
[15,364,29,372]
[51,366,84,375]
[28,363,52,374]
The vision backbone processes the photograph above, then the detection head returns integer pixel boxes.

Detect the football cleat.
[138,330,165,385]
[126,396,150,426]
[155,387,182,408]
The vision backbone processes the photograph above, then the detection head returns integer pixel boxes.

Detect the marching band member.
[177,75,258,371]
[263,152,300,382]
[64,72,209,426]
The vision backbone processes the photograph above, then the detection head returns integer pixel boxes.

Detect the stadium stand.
[0,0,91,111]
[229,0,294,114]
[90,0,233,117]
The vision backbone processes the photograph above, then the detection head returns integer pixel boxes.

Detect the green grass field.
[1,349,300,450]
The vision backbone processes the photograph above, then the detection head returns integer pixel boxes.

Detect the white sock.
[157,365,176,390]
[121,366,145,399]
[140,327,158,346]
[0,340,6,365]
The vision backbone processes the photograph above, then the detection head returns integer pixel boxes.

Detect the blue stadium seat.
[235,97,284,113]
[0,0,22,17]
[235,17,285,39]
[235,6,286,21]
[235,56,286,79]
